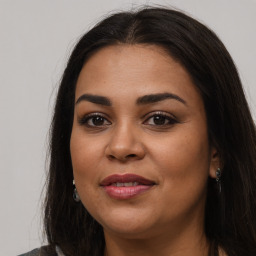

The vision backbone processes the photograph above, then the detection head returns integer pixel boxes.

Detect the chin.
[96,208,159,239]
[103,223,156,240]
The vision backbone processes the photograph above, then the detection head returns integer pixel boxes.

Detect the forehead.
[75,44,201,106]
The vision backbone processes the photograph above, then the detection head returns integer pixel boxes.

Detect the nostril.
[107,153,137,161]
[127,154,137,158]
[105,142,145,161]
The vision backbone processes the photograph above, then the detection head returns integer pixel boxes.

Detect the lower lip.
[102,185,153,200]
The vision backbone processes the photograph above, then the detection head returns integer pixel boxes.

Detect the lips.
[100,174,155,186]
[100,174,156,200]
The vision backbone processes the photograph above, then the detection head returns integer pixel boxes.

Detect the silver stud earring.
[73,180,80,202]
[216,168,222,193]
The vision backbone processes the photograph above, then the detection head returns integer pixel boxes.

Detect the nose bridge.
[106,118,145,161]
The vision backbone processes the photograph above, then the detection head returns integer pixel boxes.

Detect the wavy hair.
[44,7,256,256]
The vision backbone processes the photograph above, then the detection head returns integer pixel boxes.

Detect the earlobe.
[209,147,221,179]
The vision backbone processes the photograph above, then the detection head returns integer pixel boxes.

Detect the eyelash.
[78,112,111,127]
[144,112,178,126]
[78,111,178,128]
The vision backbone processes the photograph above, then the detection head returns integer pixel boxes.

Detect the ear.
[209,147,221,179]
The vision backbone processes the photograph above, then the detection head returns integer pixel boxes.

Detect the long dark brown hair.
[44,7,256,256]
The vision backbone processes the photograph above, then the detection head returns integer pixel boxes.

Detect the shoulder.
[18,246,57,256]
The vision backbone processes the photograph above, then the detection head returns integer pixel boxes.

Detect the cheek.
[149,126,211,204]
[70,132,106,214]
[70,130,104,186]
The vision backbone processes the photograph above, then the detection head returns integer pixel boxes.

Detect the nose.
[105,123,146,162]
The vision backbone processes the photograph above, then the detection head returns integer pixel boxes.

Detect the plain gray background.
[0,0,255,255]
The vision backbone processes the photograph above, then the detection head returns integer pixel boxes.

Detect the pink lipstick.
[100,174,155,200]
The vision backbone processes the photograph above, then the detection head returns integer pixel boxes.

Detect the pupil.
[154,115,165,125]
[93,116,104,125]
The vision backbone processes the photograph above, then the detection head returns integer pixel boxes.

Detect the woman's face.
[70,44,219,239]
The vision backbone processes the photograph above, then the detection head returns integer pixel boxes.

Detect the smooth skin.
[70,44,220,256]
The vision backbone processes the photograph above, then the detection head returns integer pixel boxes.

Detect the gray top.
[18,248,42,256]
[18,246,64,256]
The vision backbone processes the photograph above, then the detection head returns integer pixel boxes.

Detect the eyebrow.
[75,92,186,106]
[76,94,112,106]
[136,93,187,105]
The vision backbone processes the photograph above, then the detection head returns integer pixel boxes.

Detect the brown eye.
[144,113,177,126]
[90,116,105,126]
[152,115,167,125]
[79,114,111,127]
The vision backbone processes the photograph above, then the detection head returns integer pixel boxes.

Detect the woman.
[20,7,256,256]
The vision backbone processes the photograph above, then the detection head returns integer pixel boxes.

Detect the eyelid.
[77,111,178,128]
[78,112,111,126]
[143,111,178,125]
[142,110,177,120]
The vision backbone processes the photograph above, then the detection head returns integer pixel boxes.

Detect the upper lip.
[100,174,156,186]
